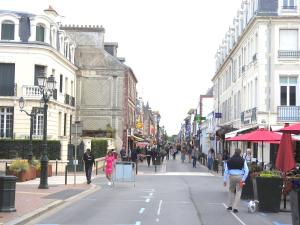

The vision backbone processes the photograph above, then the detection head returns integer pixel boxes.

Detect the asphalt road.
[27,158,292,225]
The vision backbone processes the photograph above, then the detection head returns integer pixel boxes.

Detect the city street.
[25,158,292,225]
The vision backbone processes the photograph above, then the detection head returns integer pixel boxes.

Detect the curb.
[5,184,99,225]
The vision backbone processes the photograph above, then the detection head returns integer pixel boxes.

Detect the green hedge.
[91,139,108,158]
[0,139,61,160]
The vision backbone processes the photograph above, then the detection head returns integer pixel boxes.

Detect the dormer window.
[283,0,296,9]
[1,20,14,40]
[36,24,45,42]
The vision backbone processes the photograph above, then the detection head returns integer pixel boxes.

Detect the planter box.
[291,189,300,225]
[253,177,283,212]
[9,167,36,182]
[241,176,254,200]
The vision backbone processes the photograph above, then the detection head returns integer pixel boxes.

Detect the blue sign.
[215,112,222,118]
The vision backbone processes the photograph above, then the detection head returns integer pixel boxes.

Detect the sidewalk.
[0,173,101,225]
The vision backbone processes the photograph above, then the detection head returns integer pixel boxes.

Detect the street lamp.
[19,97,37,163]
[37,73,56,189]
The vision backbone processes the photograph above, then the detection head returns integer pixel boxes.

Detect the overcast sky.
[2,0,242,135]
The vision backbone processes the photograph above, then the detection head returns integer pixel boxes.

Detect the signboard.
[215,113,222,119]
[71,122,83,135]
[73,160,78,165]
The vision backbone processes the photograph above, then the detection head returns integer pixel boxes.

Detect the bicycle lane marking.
[222,203,247,225]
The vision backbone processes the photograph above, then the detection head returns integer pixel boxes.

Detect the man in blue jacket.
[224,148,249,213]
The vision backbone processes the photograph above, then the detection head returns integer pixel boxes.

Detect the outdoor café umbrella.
[276,123,296,172]
[277,122,300,134]
[275,131,295,172]
[226,128,282,164]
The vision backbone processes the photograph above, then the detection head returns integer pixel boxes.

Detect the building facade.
[212,0,300,164]
[0,8,77,161]
[62,25,138,151]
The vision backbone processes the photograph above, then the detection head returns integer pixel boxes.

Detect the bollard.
[5,162,8,175]
[65,165,68,185]
[96,161,98,175]
[55,160,58,176]
[0,176,16,212]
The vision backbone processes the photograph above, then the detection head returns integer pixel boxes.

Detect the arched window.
[36,24,45,42]
[1,20,14,40]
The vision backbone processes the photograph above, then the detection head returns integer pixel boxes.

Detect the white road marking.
[157,200,163,215]
[156,218,159,222]
[139,208,145,214]
[145,198,150,203]
[135,221,141,225]
[222,203,247,225]
[149,193,153,196]
[18,191,48,195]
[141,172,214,176]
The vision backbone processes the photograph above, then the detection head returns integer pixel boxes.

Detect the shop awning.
[225,125,258,139]
[128,135,144,142]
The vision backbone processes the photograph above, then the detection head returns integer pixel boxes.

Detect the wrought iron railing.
[282,5,297,10]
[277,106,300,122]
[278,50,300,58]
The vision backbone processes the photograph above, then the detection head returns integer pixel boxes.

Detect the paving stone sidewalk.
[0,174,101,225]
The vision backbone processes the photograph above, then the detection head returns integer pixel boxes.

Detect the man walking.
[83,148,95,184]
[223,148,249,213]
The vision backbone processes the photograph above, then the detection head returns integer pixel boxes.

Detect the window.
[280,29,298,50]
[0,107,13,138]
[36,24,45,42]
[1,21,14,40]
[0,63,15,96]
[33,108,43,136]
[58,112,62,136]
[63,113,67,136]
[59,74,63,93]
[280,76,297,106]
[283,0,296,9]
[34,65,46,86]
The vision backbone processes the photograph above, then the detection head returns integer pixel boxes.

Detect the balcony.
[278,50,300,58]
[64,94,75,107]
[277,106,300,122]
[22,86,57,100]
[22,85,41,98]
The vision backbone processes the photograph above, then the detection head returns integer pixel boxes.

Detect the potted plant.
[241,163,262,200]
[253,170,282,212]
[8,160,31,182]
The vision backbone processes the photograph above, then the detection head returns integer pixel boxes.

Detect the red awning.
[277,122,300,134]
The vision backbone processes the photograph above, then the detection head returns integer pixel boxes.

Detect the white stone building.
[0,8,77,161]
[212,0,300,164]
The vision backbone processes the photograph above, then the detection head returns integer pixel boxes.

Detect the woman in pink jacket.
[105,150,115,185]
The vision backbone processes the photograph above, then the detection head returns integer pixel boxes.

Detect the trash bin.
[0,175,17,212]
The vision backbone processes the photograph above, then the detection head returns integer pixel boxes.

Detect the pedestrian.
[207,148,215,170]
[104,150,116,186]
[146,146,152,167]
[243,148,252,164]
[181,146,187,163]
[165,143,170,160]
[191,146,199,168]
[83,148,95,184]
[187,144,192,163]
[120,146,127,161]
[223,148,249,213]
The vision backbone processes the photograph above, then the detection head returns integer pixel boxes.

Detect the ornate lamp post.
[37,73,56,189]
[19,97,37,163]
